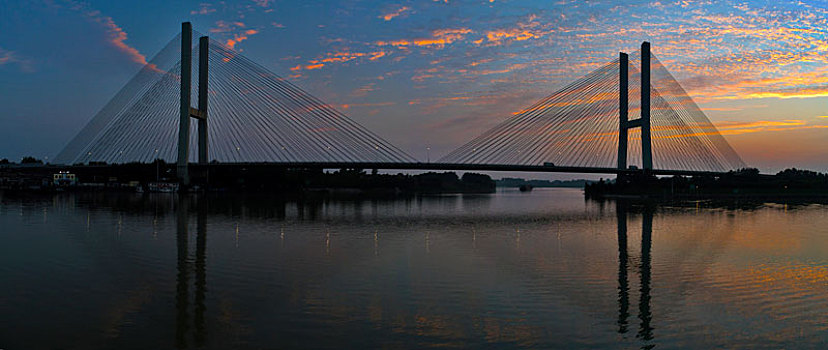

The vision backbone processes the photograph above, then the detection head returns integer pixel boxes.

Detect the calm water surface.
[2,188,828,349]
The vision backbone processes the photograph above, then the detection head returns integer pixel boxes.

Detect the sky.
[2,0,828,175]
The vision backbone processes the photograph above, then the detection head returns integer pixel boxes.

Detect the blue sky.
[3,0,828,173]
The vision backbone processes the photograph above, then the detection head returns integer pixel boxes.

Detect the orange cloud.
[375,28,473,48]
[320,51,369,63]
[380,6,410,21]
[226,29,258,49]
[293,50,388,71]
[486,29,538,43]
[210,21,259,50]
[481,14,549,46]
[655,120,828,139]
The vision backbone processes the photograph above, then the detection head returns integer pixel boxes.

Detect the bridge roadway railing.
[198,162,729,177]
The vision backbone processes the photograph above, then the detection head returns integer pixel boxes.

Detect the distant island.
[496,177,595,188]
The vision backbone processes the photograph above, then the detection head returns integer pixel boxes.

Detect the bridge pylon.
[177,22,210,185]
[617,42,654,171]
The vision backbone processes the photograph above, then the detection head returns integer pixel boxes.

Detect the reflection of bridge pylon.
[616,201,654,341]
[176,196,207,348]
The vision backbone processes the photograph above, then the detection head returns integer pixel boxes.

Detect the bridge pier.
[617,42,653,171]
[177,22,210,185]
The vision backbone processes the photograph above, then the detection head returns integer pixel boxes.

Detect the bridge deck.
[202,162,728,177]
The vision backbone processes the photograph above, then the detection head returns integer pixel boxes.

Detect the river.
[1,188,827,348]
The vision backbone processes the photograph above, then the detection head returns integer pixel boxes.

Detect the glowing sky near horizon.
[2,0,828,174]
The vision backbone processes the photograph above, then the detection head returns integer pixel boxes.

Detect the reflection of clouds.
[11,193,828,347]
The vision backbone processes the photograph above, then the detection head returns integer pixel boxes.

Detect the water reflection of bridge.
[175,196,207,348]
[170,194,656,347]
[616,201,654,344]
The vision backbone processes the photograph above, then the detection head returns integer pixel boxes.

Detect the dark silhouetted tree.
[20,156,43,164]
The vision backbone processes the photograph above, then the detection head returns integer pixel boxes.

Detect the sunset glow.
[2,0,828,172]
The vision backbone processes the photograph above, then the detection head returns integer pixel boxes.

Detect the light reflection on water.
[1,188,828,349]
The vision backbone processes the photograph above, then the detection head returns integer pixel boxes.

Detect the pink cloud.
[190,3,216,15]
[0,47,33,72]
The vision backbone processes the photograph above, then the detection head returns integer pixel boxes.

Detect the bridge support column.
[197,36,209,165]
[177,22,210,185]
[617,52,628,170]
[177,22,192,184]
[641,41,653,170]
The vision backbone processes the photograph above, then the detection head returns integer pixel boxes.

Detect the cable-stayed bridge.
[53,23,746,183]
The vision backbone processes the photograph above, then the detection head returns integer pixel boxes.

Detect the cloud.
[52,0,167,73]
[89,12,147,65]
[319,51,386,63]
[629,4,828,101]
[485,29,538,43]
[210,20,246,33]
[226,29,259,49]
[375,28,473,48]
[340,102,396,109]
[59,1,149,67]
[713,120,822,135]
[351,82,376,97]
[190,3,216,15]
[252,0,271,7]
[380,6,410,21]
[481,14,551,46]
[0,47,33,72]
[210,21,259,49]
[291,50,389,71]
[291,63,324,71]
[657,120,828,139]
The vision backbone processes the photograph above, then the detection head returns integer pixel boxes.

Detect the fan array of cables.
[54,29,744,173]
[440,51,746,172]
[54,31,415,165]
